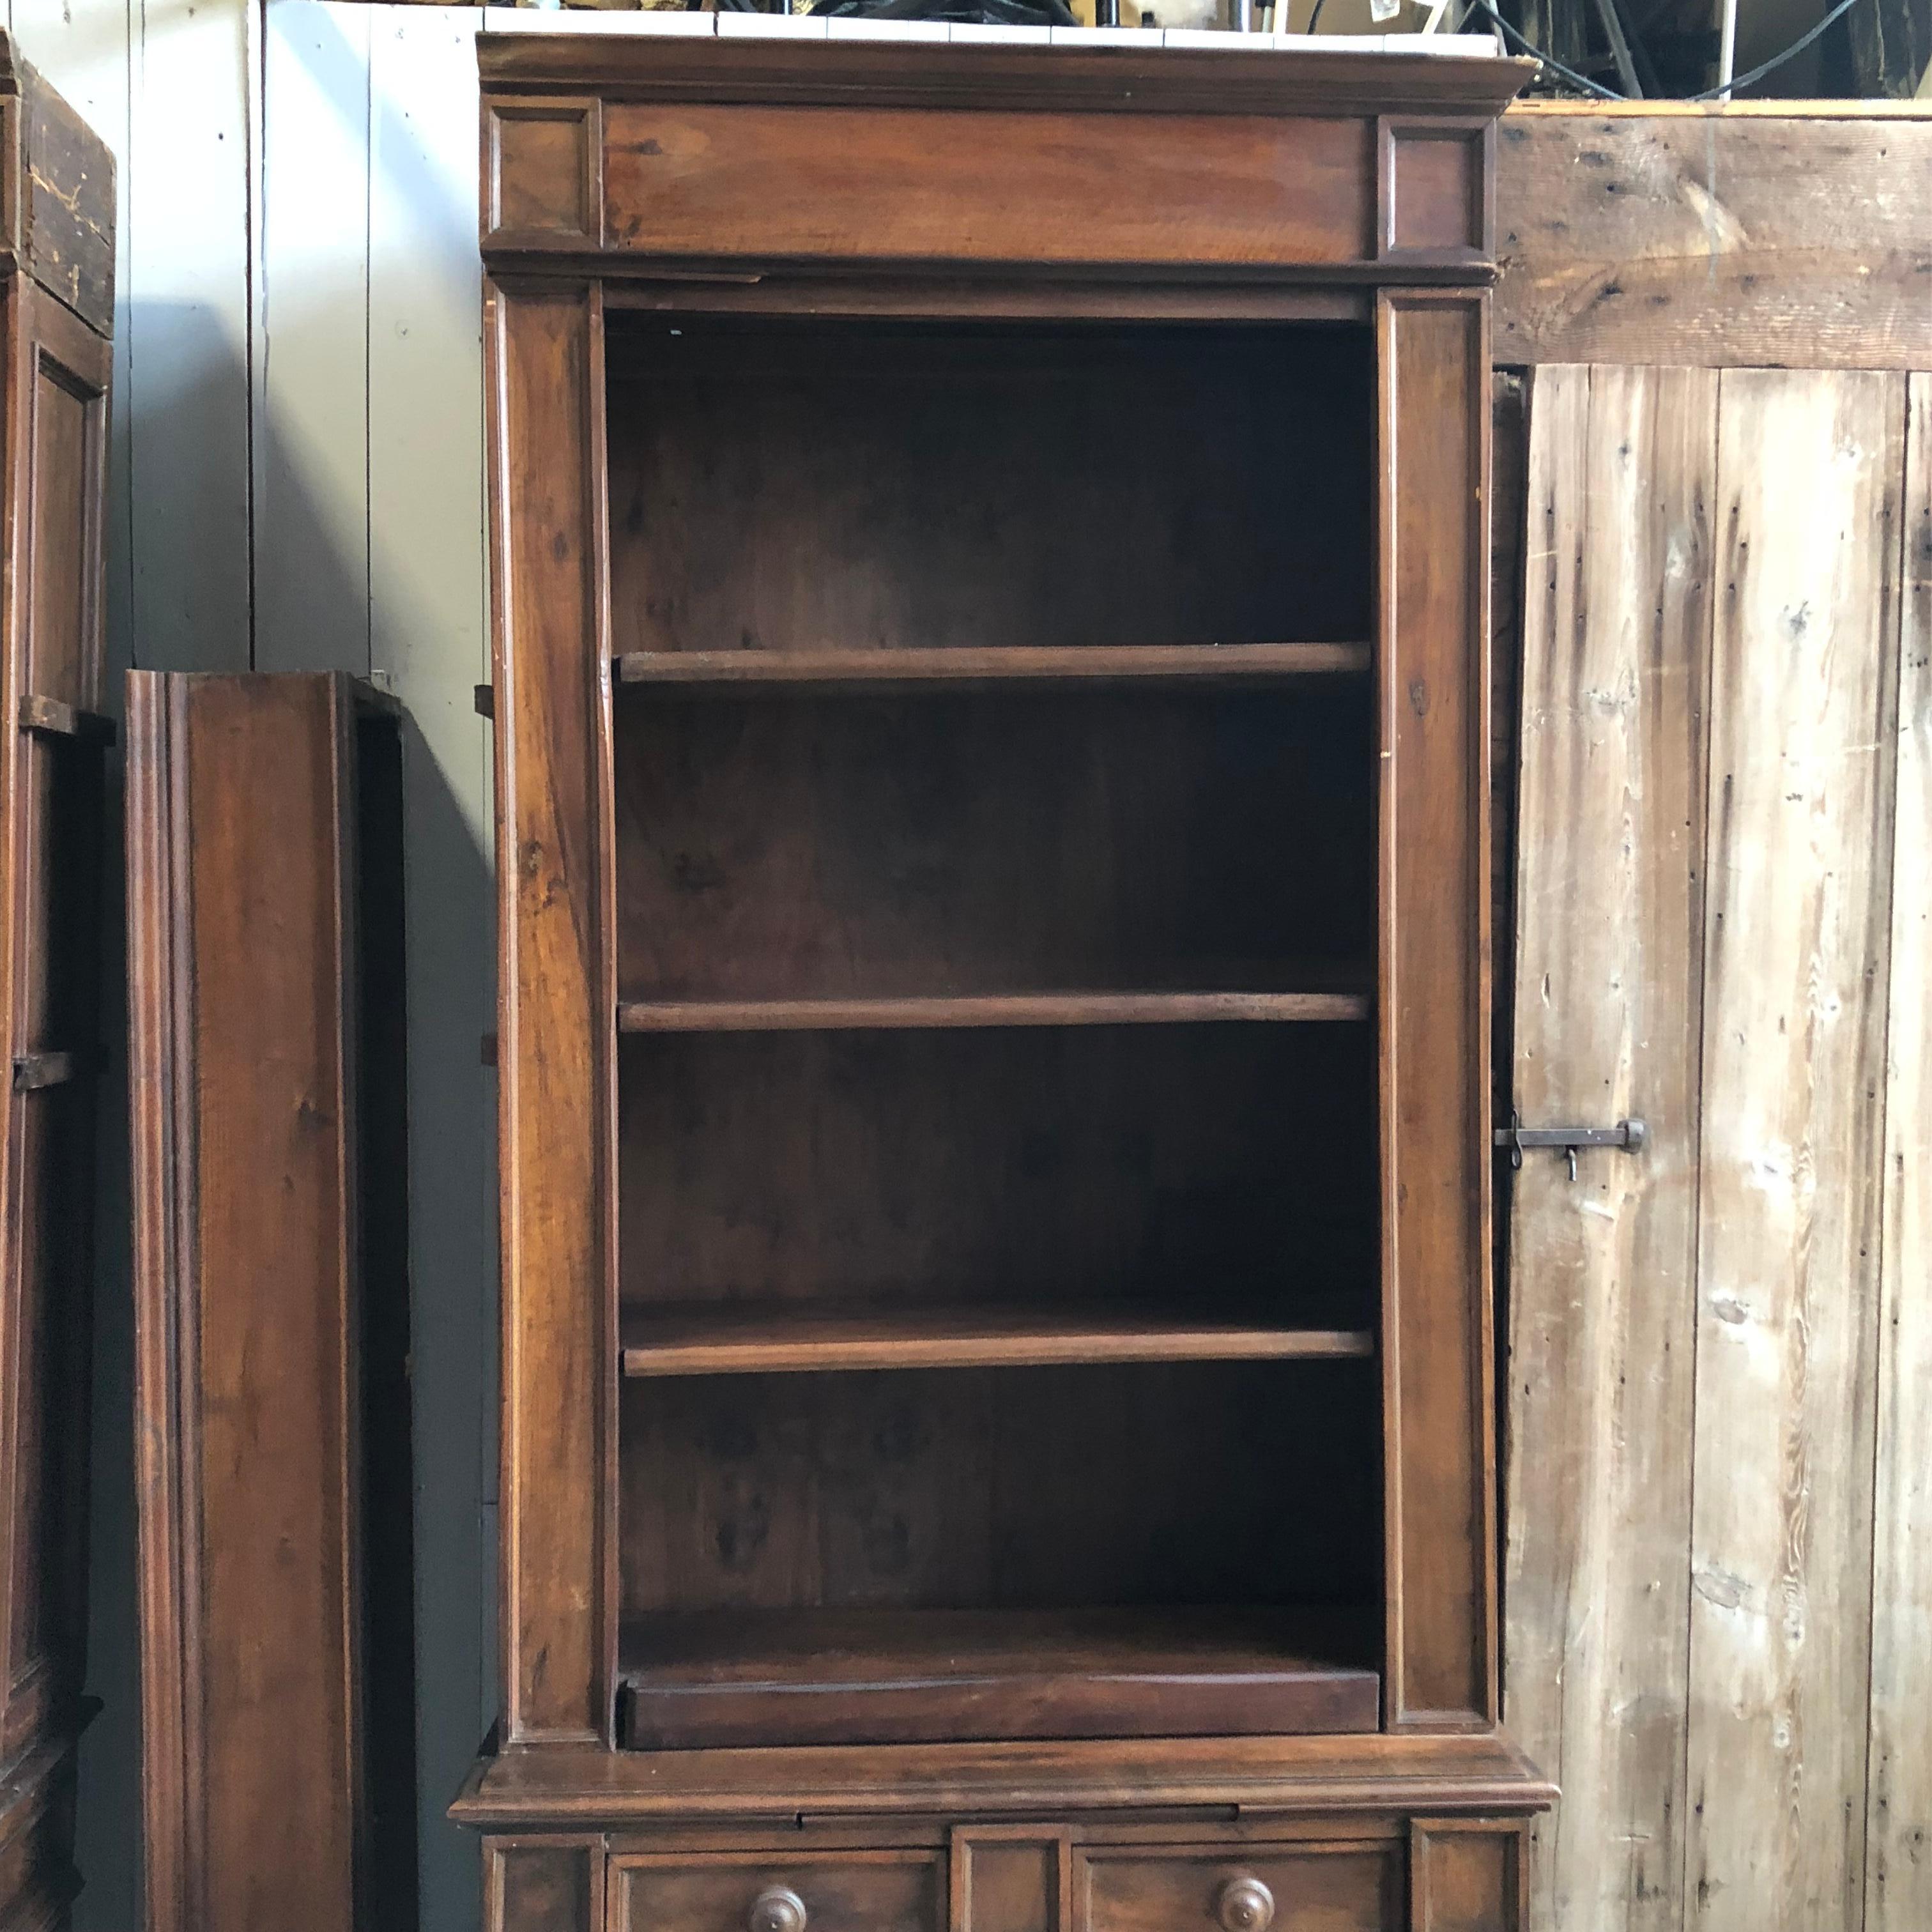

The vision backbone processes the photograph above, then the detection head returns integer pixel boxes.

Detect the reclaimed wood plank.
[1866,371,1932,1932]
[1503,363,1717,1932]
[1687,368,1905,1932]
[1496,112,1932,372]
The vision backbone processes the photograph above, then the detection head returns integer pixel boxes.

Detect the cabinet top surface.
[477,29,1531,121]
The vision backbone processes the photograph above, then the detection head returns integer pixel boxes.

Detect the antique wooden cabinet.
[128,673,417,1932]
[459,27,1551,1932]
[0,36,113,1932]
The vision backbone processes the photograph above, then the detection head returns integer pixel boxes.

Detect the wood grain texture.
[0,206,110,1932]
[487,277,614,1748]
[618,1607,1381,1749]
[1410,1819,1524,1932]
[619,1302,1374,1377]
[477,36,1531,124]
[610,1850,939,1932]
[1379,291,1494,1731]
[1686,369,1905,1932]
[0,40,117,334]
[127,671,416,1932]
[486,1837,602,1932]
[600,103,1375,273]
[1082,1844,1397,1932]
[454,1728,1556,1830]
[1503,364,1716,1932]
[1495,111,1932,372]
[615,645,1371,688]
[1866,372,1932,1932]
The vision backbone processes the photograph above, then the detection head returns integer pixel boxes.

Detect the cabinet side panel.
[1377,292,1494,1729]
[183,674,361,1932]
[487,278,611,1745]
[0,268,109,1930]
[1411,1821,1524,1932]
[485,1837,600,1932]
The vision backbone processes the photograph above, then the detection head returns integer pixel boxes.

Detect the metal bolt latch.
[1495,1110,1648,1181]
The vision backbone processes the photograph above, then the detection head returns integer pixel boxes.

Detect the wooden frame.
[0,36,112,1932]
[461,33,1548,1932]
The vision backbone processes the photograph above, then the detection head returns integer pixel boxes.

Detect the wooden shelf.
[618,1606,1382,1750]
[618,990,1370,1033]
[614,643,1370,691]
[620,1301,1376,1377]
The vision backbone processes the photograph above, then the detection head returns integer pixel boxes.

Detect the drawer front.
[1080,1849,1398,1932]
[613,1853,942,1932]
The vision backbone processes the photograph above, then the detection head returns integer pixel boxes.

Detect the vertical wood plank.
[1504,364,1716,1932]
[489,277,612,1747]
[254,0,371,676]
[1687,367,1905,1932]
[365,9,491,1926]
[1379,290,1495,1729]
[1866,372,1932,1932]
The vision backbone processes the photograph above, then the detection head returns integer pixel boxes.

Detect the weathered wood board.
[1503,364,1714,1932]
[1686,368,1901,1932]
[1866,373,1932,1932]
[1496,110,1932,372]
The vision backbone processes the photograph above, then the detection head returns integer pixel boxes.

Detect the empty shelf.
[618,1605,1382,1750]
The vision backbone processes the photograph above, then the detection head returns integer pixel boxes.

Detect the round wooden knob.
[1216,1878,1275,1932]
[749,1889,807,1932]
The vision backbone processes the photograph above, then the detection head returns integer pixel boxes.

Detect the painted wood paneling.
[1503,364,1715,1932]
[255,0,371,675]
[125,0,255,677]
[366,9,493,1928]
[1866,373,1932,1932]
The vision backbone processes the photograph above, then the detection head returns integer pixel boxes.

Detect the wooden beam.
[1496,106,1932,369]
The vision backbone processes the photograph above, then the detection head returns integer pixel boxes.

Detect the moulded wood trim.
[476,36,1534,120]
[598,277,1374,324]
[126,669,208,1932]
[450,1729,1557,1829]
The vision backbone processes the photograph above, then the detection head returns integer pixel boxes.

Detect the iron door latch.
[1495,1110,1648,1181]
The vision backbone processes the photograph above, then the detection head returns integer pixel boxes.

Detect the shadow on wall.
[73,304,498,1932]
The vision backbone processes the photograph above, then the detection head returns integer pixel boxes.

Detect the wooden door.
[1501,365,1932,1932]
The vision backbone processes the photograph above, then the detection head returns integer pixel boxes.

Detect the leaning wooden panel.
[1502,364,1716,1932]
[0,142,112,1932]
[1866,372,1932,1932]
[128,671,417,1932]
[1686,369,1905,1932]
[1495,107,1932,372]
[1379,291,1494,1731]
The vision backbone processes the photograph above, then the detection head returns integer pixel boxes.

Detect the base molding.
[458,1732,1550,1932]
[0,1734,83,1932]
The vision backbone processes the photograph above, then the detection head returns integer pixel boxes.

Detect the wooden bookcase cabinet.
[461,33,1551,1932]
[0,38,114,1932]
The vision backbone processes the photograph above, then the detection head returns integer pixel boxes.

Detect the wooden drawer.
[611,1853,942,1932]
[1078,1848,1399,1932]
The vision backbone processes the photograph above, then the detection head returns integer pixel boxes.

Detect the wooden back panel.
[128,671,417,1932]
